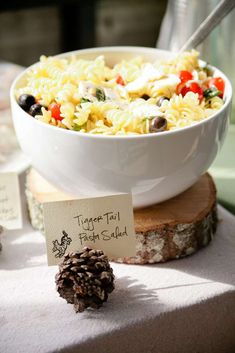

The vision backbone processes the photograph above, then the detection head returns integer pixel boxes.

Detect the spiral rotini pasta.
[156,50,200,74]
[16,50,225,135]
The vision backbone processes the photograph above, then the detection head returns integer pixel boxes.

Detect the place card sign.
[43,193,137,265]
[0,173,22,230]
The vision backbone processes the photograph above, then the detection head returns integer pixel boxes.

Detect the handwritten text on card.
[43,194,136,265]
[0,173,22,230]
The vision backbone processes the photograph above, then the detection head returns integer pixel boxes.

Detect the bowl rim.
[10,46,233,141]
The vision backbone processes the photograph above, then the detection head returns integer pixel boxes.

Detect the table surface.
[1,199,235,353]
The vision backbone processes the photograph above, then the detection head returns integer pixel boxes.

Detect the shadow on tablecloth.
[154,206,235,288]
[0,224,46,270]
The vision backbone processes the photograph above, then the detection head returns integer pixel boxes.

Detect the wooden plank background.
[0,0,167,66]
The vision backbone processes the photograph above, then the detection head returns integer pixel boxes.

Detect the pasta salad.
[16,50,225,135]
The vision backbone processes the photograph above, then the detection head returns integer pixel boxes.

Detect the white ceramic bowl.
[10,47,232,208]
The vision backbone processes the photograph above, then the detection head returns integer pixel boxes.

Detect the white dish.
[10,47,232,208]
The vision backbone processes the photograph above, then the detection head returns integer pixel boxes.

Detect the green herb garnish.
[201,62,214,76]
[72,125,82,131]
[96,88,106,101]
[80,97,91,104]
[203,87,222,99]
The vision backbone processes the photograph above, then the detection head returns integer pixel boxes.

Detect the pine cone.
[55,247,115,313]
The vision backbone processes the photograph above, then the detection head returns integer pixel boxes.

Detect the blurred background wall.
[0,0,167,66]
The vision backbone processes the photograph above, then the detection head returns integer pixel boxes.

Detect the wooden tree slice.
[123,173,217,264]
[26,169,217,264]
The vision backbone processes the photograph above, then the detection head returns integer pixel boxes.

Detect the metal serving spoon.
[179,0,235,52]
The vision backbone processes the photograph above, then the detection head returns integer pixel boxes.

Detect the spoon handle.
[179,0,235,52]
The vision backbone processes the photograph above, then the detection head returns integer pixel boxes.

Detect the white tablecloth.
[1,199,235,353]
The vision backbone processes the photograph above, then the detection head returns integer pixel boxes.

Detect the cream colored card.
[0,172,22,230]
[43,194,136,265]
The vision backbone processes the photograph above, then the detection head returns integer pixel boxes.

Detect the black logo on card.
[52,230,72,258]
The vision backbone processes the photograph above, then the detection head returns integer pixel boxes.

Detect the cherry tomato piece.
[176,82,186,95]
[179,82,203,102]
[178,70,193,83]
[208,77,225,97]
[48,103,62,120]
[116,74,125,86]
